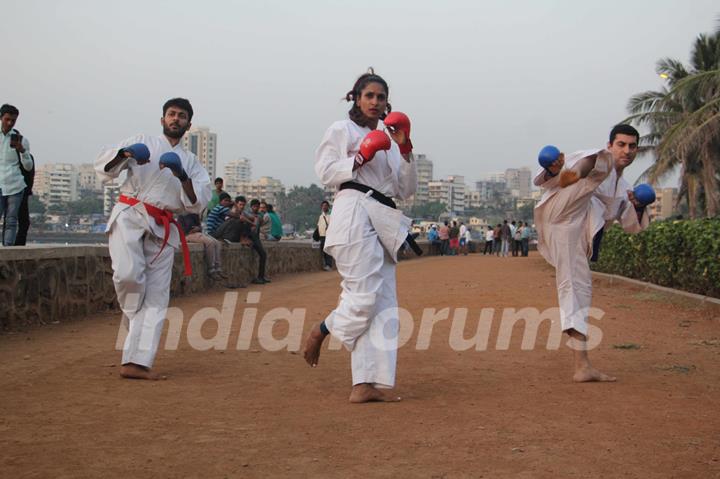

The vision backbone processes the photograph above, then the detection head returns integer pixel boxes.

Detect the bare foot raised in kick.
[573,367,617,383]
[303,322,327,367]
[559,153,599,187]
[349,383,402,403]
[120,363,165,380]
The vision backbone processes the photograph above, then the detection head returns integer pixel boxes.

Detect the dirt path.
[1,253,719,478]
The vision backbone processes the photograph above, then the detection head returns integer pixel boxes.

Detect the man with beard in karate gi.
[95,98,212,380]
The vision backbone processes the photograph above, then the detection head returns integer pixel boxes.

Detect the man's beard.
[163,124,188,139]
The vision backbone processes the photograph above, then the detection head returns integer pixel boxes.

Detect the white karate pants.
[109,207,175,368]
[324,200,399,389]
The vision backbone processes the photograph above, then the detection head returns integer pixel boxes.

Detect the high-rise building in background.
[182,126,217,179]
[465,190,483,210]
[34,164,79,207]
[479,172,506,184]
[77,164,103,193]
[242,176,285,205]
[504,167,532,198]
[223,157,252,195]
[447,175,466,214]
[428,175,466,214]
[414,154,433,206]
[474,179,508,203]
[103,182,121,217]
[649,187,678,220]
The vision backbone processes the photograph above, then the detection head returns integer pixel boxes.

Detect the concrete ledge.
[592,271,720,305]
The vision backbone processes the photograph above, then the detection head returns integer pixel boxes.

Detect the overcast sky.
[4,0,717,189]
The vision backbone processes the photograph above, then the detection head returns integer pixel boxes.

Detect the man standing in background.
[206,177,226,213]
[317,200,332,270]
[0,104,34,246]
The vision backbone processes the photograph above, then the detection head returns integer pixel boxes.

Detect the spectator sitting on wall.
[177,212,227,281]
[258,201,272,240]
[211,195,253,246]
[266,204,283,241]
[206,192,232,237]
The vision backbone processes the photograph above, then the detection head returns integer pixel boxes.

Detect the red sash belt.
[118,194,192,277]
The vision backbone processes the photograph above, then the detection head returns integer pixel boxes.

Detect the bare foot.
[302,323,327,367]
[349,383,402,403]
[120,363,165,380]
[573,367,617,383]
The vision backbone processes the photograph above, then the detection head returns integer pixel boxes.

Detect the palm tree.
[627,26,720,218]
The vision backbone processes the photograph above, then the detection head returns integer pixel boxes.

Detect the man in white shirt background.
[0,104,34,246]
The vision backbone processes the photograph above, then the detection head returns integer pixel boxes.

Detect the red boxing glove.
[384,111,413,155]
[355,130,391,169]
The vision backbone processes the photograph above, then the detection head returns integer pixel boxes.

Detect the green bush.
[591,219,720,298]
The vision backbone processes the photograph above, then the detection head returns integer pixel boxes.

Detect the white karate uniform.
[95,134,211,367]
[534,149,649,335]
[315,119,417,388]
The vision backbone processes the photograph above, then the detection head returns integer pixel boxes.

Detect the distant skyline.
[4,1,717,189]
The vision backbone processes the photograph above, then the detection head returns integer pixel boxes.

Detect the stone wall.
[0,241,326,331]
[0,238,441,331]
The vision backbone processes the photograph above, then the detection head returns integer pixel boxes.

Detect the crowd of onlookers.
[178,177,284,285]
[426,220,534,257]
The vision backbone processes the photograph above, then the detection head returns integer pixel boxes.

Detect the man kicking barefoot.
[534,124,651,382]
[303,70,416,403]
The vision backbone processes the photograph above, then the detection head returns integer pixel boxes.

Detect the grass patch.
[633,292,669,302]
[613,343,641,350]
[632,291,704,310]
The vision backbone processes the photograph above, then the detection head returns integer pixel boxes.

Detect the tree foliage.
[408,201,447,220]
[626,23,720,218]
[46,197,104,215]
[275,184,326,232]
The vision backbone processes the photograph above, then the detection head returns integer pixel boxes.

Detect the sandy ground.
[1,253,719,478]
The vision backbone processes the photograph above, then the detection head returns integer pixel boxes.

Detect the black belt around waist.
[339,181,422,256]
[339,181,397,209]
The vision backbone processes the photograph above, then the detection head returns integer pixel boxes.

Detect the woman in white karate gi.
[534,124,650,382]
[303,69,417,403]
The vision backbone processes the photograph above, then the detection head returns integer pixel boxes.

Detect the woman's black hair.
[344,67,391,128]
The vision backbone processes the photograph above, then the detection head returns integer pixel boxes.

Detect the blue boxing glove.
[159,152,188,182]
[538,145,562,177]
[633,183,656,207]
[122,143,151,164]
[538,145,560,168]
